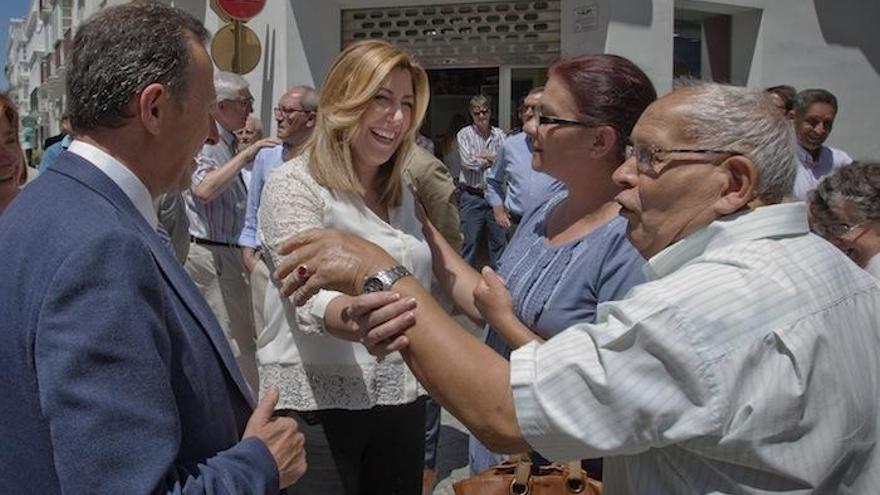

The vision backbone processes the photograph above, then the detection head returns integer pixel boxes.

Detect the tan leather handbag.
[453,455,602,495]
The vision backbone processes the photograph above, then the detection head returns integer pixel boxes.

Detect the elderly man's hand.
[274,229,398,305]
[243,137,282,161]
[325,292,418,357]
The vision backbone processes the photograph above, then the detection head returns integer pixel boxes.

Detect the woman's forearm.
[493,315,545,349]
[423,221,484,325]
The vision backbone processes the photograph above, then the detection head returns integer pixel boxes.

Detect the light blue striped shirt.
[511,203,880,493]
[184,126,248,244]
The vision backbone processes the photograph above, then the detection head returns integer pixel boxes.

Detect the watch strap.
[363,265,412,293]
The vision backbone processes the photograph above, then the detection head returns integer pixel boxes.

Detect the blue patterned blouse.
[485,190,646,358]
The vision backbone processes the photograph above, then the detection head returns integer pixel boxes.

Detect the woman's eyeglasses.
[532,105,592,128]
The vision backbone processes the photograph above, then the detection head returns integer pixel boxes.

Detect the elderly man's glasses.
[273,106,312,119]
[532,105,594,128]
[471,108,490,116]
[816,220,873,240]
[624,143,741,174]
[231,96,254,107]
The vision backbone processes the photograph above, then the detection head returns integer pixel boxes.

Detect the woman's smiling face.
[350,68,415,173]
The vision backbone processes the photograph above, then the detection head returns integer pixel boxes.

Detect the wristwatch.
[362,265,412,294]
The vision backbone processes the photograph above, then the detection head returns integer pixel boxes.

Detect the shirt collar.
[67,140,159,230]
[645,203,809,280]
[218,124,235,149]
[796,143,829,168]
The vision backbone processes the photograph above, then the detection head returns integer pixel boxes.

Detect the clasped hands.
[273,229,517,357]
[273,229,413,358]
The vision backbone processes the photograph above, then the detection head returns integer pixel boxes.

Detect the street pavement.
[428,313,484,494]
[430,408,472,494]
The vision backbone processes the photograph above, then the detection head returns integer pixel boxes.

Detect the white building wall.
[749,0,879,160]
[7,0,876,159]
[241,0,877,159]
[575,0,880,159]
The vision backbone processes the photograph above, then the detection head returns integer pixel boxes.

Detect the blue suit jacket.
[0,152,279,494]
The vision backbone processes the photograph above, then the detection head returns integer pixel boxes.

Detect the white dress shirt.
[68,140,158,229]
[510,203,880,494]
[792,144,852,201]
[256,155,431,410]
[865,254,880,279]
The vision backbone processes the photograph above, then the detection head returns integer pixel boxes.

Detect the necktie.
[156,224,174,253]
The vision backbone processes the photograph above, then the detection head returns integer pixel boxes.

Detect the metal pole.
[233,20,242,74]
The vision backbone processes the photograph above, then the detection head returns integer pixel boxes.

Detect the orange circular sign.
[215,0,266,21]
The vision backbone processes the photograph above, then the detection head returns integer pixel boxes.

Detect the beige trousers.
[249,250,270,342]
[185,242,258,393]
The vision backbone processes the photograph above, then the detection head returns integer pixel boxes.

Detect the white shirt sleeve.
[259,160,344,335]
[509,284,723,462]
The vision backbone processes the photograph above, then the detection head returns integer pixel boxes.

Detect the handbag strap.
[507,454,599,495]
[565,460,588,493]
[510,454,532,495]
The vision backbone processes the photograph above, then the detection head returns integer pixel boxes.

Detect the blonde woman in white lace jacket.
[257,40,432,494]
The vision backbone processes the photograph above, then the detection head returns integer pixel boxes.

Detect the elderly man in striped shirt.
[184,71,279,391]
[275,81,880,494]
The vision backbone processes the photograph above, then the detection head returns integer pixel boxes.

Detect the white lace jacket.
[256,154,431,410]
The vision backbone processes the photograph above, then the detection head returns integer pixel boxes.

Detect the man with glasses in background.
[240,86,317,346]
[276,82,880,493]
[184,71,279,391]
[487,87,563,238]
[456,95,507,268]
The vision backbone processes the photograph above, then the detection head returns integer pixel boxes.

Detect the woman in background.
[808,161,880,278]
[0,93,26,215]
[258,40,432,494]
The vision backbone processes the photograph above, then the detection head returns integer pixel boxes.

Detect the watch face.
[363,277,385,293]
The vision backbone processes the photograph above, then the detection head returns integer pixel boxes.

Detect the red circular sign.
[215,0,266,21]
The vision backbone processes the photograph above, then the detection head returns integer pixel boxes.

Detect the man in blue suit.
[0,3,306,493]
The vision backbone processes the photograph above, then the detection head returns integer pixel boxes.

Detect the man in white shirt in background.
[239,85,317,338]
[277,81,880,494]
[791,88,852,200]
[456,95,508,268]
[184,71,279,391]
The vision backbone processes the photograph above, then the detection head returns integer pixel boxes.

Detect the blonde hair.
[305,40,429,207]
